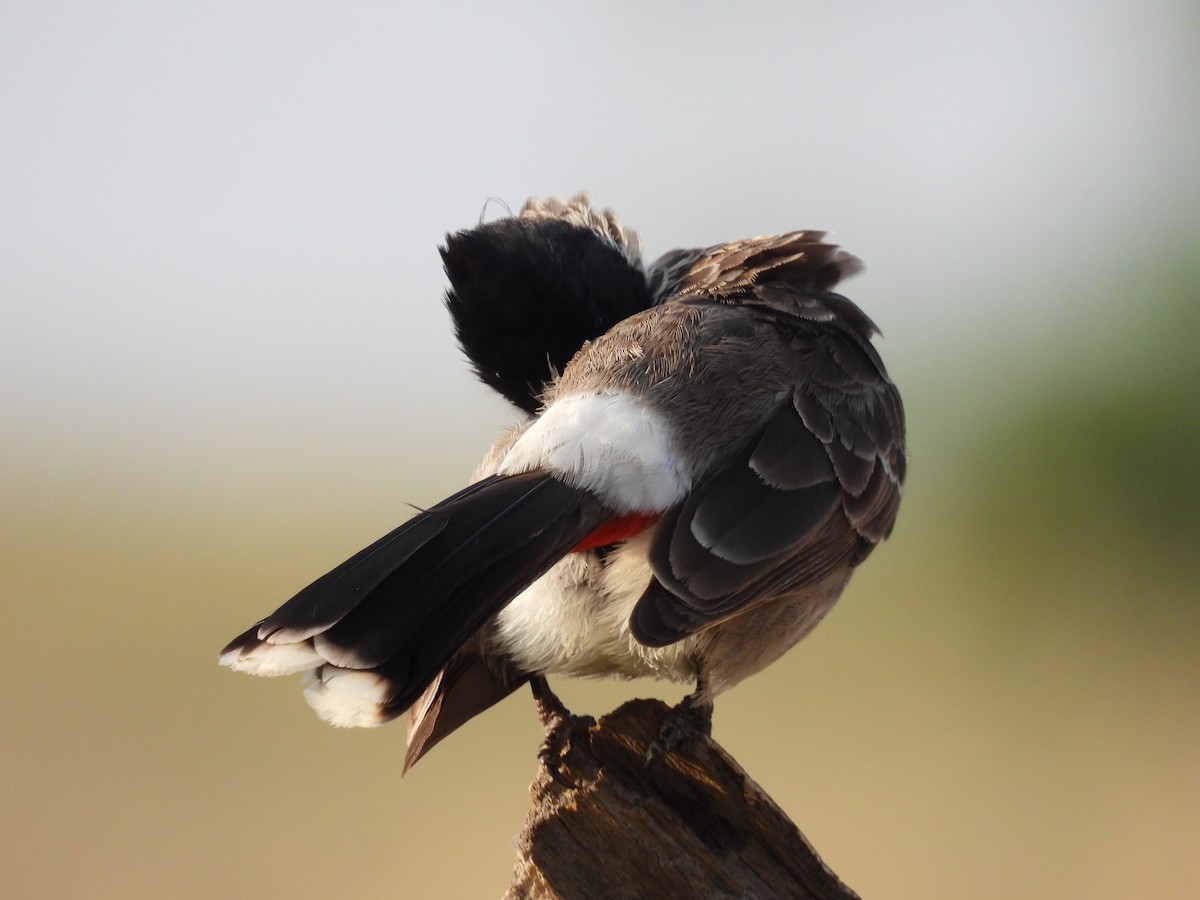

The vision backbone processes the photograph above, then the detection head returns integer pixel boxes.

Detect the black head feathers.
[442,217,654,413]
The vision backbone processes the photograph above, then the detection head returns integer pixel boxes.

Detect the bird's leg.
[529,674,594,786]
[529,673,571,729]
[647,675,715,763]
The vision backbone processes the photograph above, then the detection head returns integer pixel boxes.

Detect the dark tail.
[220,470,609,728]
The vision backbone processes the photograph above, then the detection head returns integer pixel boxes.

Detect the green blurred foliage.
[970,249,1200,599]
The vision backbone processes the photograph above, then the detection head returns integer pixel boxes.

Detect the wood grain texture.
[506,699,859,900]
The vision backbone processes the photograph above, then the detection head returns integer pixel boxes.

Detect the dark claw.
[530,675,594,786]
[647,691,714,763]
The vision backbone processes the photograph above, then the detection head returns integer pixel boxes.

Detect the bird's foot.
[530,675,594,787]
[646,691,713,764]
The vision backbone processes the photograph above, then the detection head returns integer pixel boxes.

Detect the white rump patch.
[498,391,689,511]
[302,666,389,728]
[218,639,323,677]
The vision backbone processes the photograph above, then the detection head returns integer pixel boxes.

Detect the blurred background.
[3,1,1197,897]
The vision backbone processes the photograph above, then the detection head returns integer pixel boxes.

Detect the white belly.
[489,530,850,699]
[489,532,699,684]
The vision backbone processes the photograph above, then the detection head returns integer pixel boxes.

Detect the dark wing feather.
[632,284,905,649]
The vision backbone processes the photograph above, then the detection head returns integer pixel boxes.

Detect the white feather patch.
[218,639,323,676]
[493,533,698,684]
[302,667,389,728]
[498,391,689,511]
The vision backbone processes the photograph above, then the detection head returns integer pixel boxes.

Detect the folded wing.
[632,271,905,647]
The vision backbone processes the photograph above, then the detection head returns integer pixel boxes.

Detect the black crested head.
[442,217,655,413]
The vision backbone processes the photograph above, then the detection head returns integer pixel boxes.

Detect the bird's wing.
[631,250,905,647]
[645,229,862,304]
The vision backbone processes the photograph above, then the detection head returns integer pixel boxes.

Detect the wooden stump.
[505,698,859,899]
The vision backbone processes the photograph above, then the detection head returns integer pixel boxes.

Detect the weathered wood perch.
[505,699,859,899]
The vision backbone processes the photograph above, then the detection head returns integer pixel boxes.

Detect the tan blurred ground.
[4,283,1198,897]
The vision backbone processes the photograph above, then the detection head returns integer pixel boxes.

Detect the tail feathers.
[302,666,398,728]
[219,470,609,730]
[218,630,321,676]
[403,648,530,772]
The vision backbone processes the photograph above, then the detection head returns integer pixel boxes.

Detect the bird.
[219,193,906,772]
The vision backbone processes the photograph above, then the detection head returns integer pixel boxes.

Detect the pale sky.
[3,0,1197,484]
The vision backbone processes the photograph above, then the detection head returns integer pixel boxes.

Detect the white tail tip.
[302,666,390,728]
